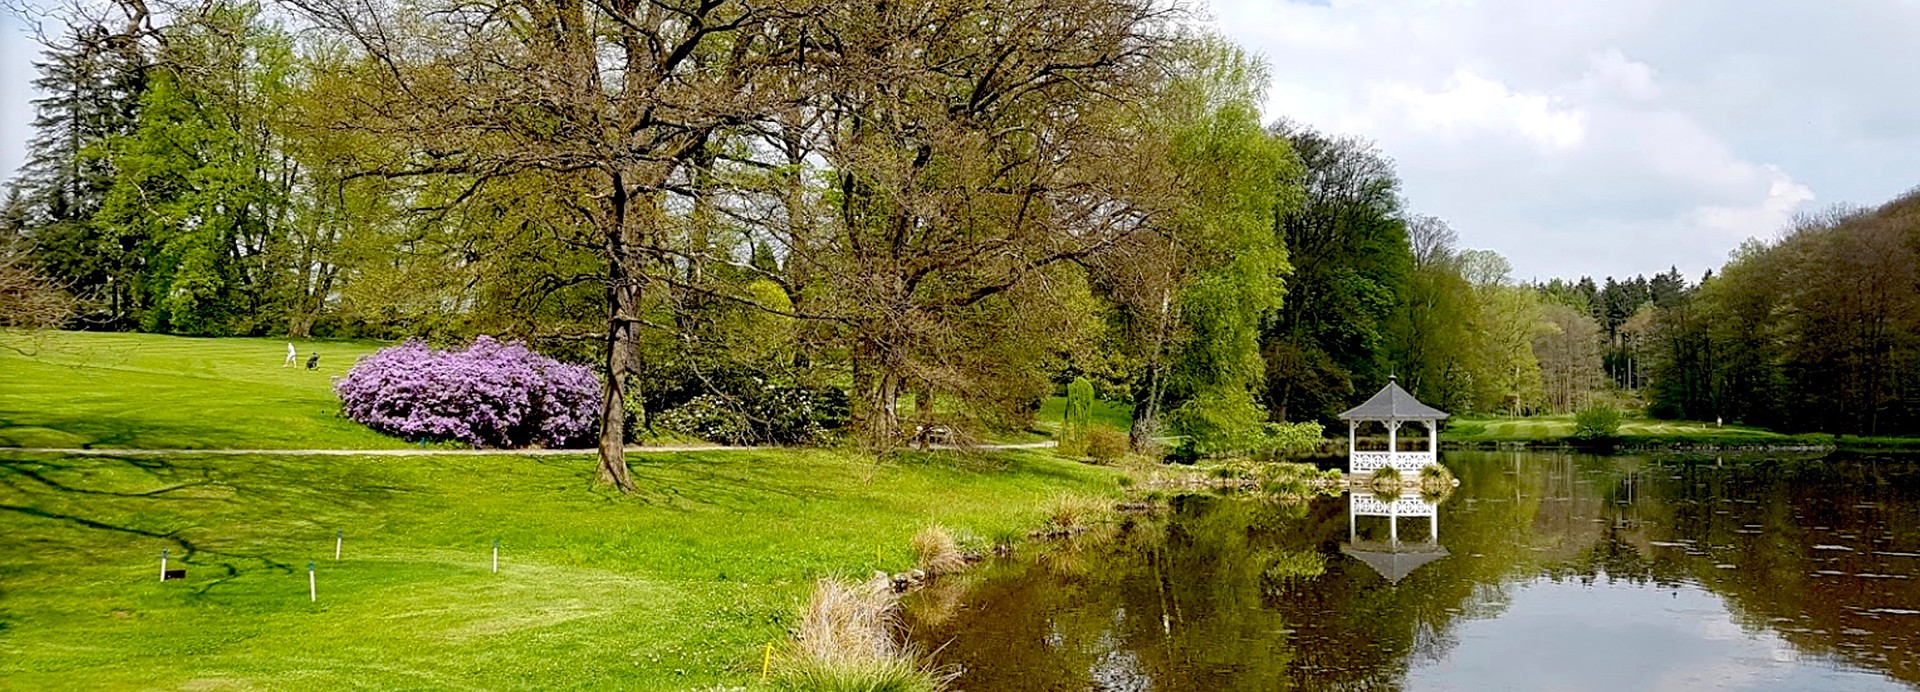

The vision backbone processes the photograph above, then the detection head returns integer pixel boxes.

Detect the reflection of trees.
[910,451,1920,690]
[1618,455,1920,685]
[909,457,1564,691]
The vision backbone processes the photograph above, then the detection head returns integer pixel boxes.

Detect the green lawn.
[0,330,1122,689]
[0,448,1118,690]
[1035,394,1134,434]
[1441,414,1791,444]
[0,331,402,449]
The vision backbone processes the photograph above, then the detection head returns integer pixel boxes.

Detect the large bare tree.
[280,0,821,489]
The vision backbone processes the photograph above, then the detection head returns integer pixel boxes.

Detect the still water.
[904,451,1920,691]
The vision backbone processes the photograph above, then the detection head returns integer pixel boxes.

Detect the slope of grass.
[0,331,402,449]
[1439,414,1827,447]
[0,447,1119,690]
[1035,395,1134,434]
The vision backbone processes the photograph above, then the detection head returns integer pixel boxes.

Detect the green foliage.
[1262,122,1411,424]
[1170,387,1271,458]
[1058,377,1096,457]
[1573,402,1623,439]
[1368,466,1402,494]
[1086,427,1129,463]
[1257,421,1327,459]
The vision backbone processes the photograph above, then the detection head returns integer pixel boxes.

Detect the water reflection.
[904,452,1920,691]
[1343,492,1446,585]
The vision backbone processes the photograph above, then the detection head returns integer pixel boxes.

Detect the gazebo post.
[1389,500,1400,546]
[1348,420,1357,458]
[1387,421,1400,464]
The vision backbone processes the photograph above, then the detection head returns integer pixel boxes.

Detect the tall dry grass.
[777,575,952,692]
[911,526,969,576]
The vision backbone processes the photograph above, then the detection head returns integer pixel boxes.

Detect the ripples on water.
[904,452,1920,691]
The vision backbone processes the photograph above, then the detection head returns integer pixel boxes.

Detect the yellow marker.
[761,641,774,680]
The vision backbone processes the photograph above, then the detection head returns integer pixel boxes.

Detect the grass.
[1438,413,1830,448]
[775,576,948,692]
[0,331,405,449]
[1035,395,1133,435]
[0,331,1125,688]
[0,447,1119,690]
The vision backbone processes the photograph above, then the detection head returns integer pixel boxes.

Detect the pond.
[904,451,1920,691]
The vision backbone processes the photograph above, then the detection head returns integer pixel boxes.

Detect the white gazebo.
[1338,376,1449,475]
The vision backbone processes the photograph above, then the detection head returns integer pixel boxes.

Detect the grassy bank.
[0,331,399,449]
[1439,414,1842,450]
[0,447,1119,690]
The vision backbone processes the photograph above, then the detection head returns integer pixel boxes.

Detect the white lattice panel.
[1350,492,1438,517]
[1349,451,1434,474]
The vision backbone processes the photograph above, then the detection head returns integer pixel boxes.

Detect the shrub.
[912,526,968,576]
[1056,376,1096,458]
[334,337,599,448]
[653,380,850,446]
[1573,402,1623,439]
[1085,427,1129,463]
[1368,466,1402,494]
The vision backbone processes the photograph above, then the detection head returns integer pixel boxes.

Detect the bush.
[335,337,600,448]
[653,380,849,446]
[1574,402,1623,439]
[1086,427,1129,463]
[1057,377,1096,458]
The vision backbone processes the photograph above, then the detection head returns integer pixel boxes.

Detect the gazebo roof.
[1341,543,1450,584]
[1338,378,1449,421]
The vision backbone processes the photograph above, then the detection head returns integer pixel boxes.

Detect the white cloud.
[1370,70,1587,151]
[1211,0,1917,280]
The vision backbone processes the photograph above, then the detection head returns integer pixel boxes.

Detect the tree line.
[3,0,1683,484]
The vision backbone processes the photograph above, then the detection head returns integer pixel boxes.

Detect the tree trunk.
[1130,360,1165,452]
[595,181,640,492]
[851,338,901,448]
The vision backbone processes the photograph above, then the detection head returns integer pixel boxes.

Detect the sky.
[1,1,1916,281]
[1207,0,1920,282]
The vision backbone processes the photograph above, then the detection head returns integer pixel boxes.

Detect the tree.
[1261,123,1409,425]
[1386,214,1476,412]
[1532,302,1602,413]
[6,16,150,327]
[1085,37,1297,451]
[0,229,75,337]
[737,0,1182,447]
[281,0,825,489]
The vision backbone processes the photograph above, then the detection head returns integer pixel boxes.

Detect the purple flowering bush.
[335,337,601,448]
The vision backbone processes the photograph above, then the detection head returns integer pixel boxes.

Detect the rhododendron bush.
[335,337,600,448]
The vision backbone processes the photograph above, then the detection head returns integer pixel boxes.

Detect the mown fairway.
[1441,414,1788,443]
[0,332,399,449]
[0,448,1115,690]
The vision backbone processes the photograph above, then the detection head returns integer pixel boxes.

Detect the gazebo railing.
[1350,450,1436,474]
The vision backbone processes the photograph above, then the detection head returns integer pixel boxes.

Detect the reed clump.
[776,575,952,692]
[911,526,970,576]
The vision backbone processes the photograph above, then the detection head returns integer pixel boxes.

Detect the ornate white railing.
[1349,451,1436,474]
[1350,492,1438,517]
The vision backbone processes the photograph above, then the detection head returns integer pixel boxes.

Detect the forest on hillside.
[4,0,1918,466]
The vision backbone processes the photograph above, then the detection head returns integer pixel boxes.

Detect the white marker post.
[160,549,169,582]
[491,538,500,574]
[335,529,343,560]
[308,560,317,602]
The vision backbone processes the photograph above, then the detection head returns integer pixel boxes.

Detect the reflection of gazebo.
[1342,492,1448,584]
[1339,376,1449,475]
